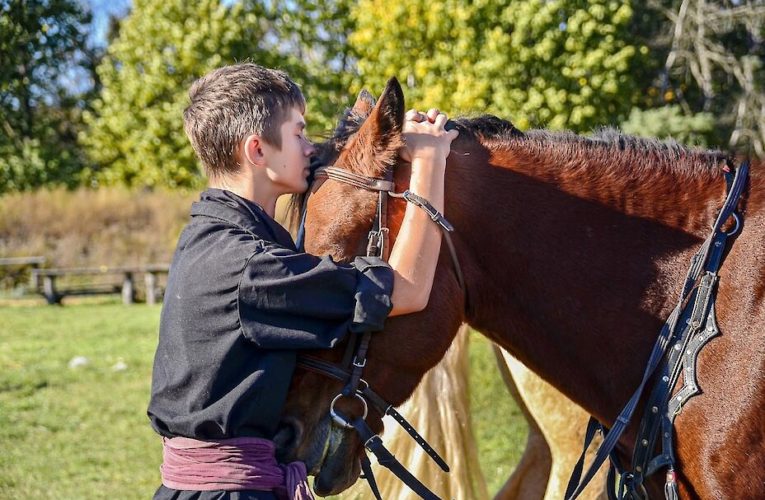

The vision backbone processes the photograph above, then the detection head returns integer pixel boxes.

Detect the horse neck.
[449,137,734,422]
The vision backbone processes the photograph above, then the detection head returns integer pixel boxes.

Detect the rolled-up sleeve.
[238,245,393,349]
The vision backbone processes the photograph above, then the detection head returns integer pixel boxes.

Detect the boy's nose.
[305,142,316,156]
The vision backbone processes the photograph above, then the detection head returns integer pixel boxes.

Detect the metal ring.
[329,393,368,429]
[725,212,741,236]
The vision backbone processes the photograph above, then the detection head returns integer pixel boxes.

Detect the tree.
[267,0,357,136]
[646,0,765,155]
[349,0,652,132]
[620,106,718,146]
[84,0,359,189]
[83,0,278,189]
[0,0,95,193]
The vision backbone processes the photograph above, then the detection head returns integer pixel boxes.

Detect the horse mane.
[454,116,730,179]
[287,113,732,232]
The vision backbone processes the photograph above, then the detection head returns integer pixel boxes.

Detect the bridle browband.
[295,163,466,500]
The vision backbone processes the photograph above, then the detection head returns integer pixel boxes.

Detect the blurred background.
[1,0,763,497]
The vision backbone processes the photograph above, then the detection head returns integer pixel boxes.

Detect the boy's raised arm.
[388,108,458,316]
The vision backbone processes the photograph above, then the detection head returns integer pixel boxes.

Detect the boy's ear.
[242,134,266,167]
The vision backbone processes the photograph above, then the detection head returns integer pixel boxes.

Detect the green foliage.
[0,0,94,193]
[620,106,718,147]
[350,0,651,132]
[267,0,357,136]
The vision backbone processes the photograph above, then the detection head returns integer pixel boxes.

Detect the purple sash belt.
[161,436,313,500]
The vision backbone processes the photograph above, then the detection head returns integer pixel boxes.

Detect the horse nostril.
[273,417,304,461]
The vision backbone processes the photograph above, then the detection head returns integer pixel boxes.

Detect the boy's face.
[261,107,315,195]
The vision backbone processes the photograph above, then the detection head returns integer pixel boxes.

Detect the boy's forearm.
[388,154,445,316]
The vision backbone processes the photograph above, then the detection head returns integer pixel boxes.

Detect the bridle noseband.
[295,164,465,500]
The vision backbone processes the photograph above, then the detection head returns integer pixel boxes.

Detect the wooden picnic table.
[31,265,169,305]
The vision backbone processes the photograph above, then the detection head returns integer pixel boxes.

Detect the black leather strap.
[350,416,443,500]
[296,356,450,474]
[360,387,450,473]
[393,190,455,232]
[360,454,383,500]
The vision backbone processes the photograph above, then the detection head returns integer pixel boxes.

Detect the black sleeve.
[238,244,394,349]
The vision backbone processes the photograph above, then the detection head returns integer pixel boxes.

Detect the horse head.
[275,78,468,496]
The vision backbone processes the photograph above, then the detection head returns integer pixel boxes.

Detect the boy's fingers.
[426,108,440,122]
[406,109,426,122]
[447,129,460,140]
[434,112,448,128]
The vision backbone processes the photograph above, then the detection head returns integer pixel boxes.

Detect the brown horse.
[277,78,765,498]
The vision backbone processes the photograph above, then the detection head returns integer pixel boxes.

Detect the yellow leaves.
[590,4,607,21]
[349,0,646,132]
[612,4,633,25]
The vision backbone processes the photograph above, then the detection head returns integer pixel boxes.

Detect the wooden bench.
[31,265,169,305]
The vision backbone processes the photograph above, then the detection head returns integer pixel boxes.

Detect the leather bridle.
[295,164,464,500]
[309,165,466,292]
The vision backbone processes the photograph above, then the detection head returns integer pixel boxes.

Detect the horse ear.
[351,89,377,118]
[341,78,405,177]
[371,77,405,137]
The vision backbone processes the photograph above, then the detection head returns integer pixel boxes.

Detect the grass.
[468,332,527,492]
[0,303,162,499]
[0,304,526,498]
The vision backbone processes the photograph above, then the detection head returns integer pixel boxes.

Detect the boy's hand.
[400,108,459,164]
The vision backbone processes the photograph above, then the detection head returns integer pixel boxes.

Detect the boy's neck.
[208,174,279,217]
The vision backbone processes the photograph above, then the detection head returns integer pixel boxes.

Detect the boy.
[148,63,457,499]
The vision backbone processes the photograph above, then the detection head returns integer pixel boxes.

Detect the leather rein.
[295,164,465,500]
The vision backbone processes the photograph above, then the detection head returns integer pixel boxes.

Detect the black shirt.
[148,189,393,499]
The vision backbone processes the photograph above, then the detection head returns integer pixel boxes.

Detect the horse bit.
[296,164,466,500]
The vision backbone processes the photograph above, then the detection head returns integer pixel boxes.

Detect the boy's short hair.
[183,63,306,178]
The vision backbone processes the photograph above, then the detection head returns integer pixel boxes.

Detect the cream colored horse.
[341,326,607,499]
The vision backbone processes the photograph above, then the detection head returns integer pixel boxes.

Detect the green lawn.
[0,304,525,498]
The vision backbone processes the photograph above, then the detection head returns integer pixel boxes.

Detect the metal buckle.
[367,230,381,257]
[330,392,369,429]
[353,356,367,368]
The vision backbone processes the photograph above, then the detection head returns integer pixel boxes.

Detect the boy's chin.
[281,182,309,195]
